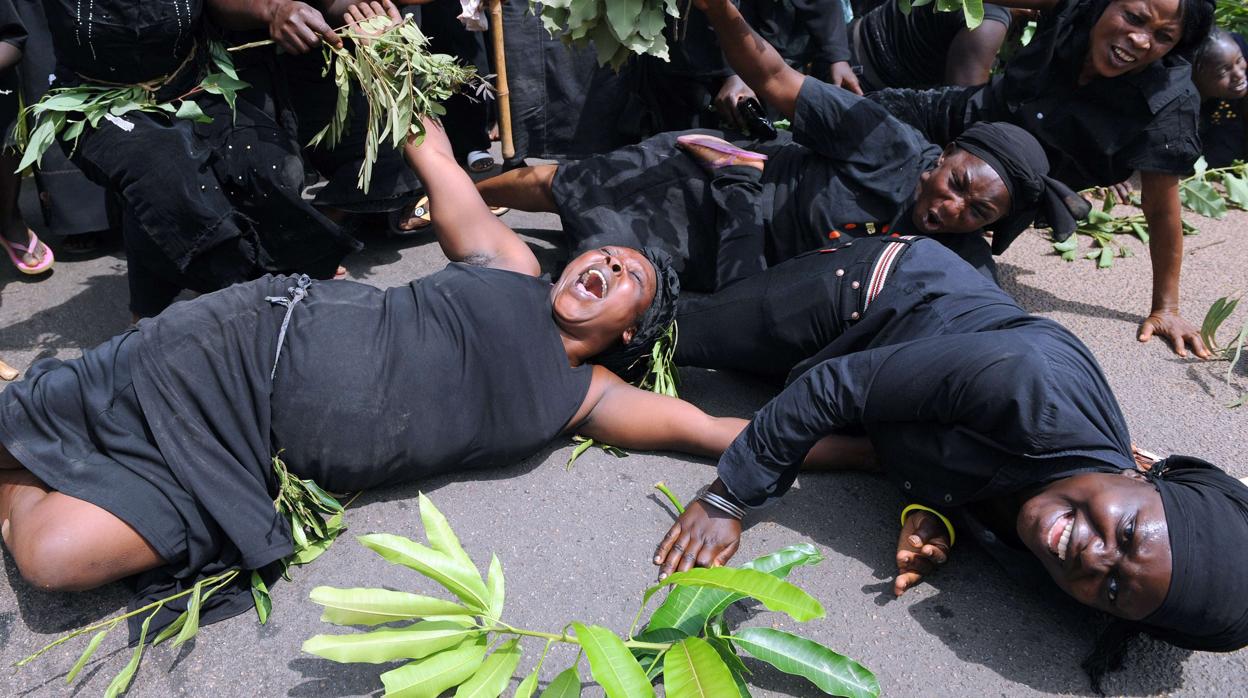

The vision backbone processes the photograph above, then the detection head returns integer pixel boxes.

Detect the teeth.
[588,269,608,297]
[1112,46,1136,63]
[1056,518,1074,561]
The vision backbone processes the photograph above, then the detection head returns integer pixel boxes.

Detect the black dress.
[0,264,591,631]
[1199,33,1248,169]
[550,77,942,292]
[867,0,1201,189]
[43,0,360,317]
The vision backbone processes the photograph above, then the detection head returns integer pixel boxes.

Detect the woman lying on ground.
[858,0,1216,358]
[654,233,1248,687]
[477,1,1088,292]
[0,118,757,632]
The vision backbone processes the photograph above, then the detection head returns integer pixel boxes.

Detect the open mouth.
[1110,45,1138,66]
[576,268,608,299]
[1047,512,1075,561]
[924,210,942,231]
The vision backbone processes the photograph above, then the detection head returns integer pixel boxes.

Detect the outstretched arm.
[1137,171,1210,359]
[694,0,805,118]
[571,367,747,457]
[404,119,541,276]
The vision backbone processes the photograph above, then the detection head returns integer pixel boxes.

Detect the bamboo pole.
[488,0,515,160]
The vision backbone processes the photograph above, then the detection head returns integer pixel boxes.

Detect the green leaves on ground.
[305,496,871,697]
[538,0,680,69]
[1200,294,1248,390]
[15,42,247,173]
[307,14,486,192]
[898,0,986,29]
[732,628,880,698]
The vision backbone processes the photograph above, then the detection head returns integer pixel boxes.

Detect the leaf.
[454,639,523,698]
[1228,393,1248,409]
[303,620,481,664]
[174,100,213,124]
[16,118,57,172]
[252,570,272,624]
[647,545,823,636]
[962,0,985,29]
[485,554,505,621]
[643,568,824,625]
[311,586,474,626]
[1221,171,1248,210]
[539,666,582,698]
[172,582,202,647]
[1193,155,1209,181]
[515,668,541,698]
[663,637,740,698]
[571,622,655,698]
[732,628,879,698]
[706,634,751,678]
[65,628,111,684]
[103,606,155,698]
[419,492,477,573]
[1180,179,1228,219]
[564,436,594,470]
[379,636,489,698]
[1097,245,1115,269]
[359,533,490,611]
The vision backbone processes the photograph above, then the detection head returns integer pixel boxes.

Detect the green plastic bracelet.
[900,503,956,548]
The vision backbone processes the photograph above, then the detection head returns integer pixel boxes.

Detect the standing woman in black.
[865,0,1216,359]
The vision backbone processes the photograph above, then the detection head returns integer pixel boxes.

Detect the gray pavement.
[1,176,1246,697]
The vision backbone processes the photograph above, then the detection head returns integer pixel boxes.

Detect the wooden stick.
[488,0,515,160]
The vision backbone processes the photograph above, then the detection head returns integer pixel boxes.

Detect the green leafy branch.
[1216,0,1248,36]
[16,456,349,694]
[898,0,988,30]
[304,493,880,698]
[537,0,682,70]
[14,42,248,175]
[299,14,487,193]
[1200,294,1248,407]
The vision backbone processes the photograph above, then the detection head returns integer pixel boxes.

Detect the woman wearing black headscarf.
[478,67,1088,291]
[0,119,736,635]
[866,0,1216,360]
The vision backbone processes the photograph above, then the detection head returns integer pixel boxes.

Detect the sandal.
[675,134,768,170]
[0,358,18,381]
[467,150,496,173]
[0,230,54,275]
[389,195,433,237]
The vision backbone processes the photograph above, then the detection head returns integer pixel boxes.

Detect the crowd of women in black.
[1,0,1247,692]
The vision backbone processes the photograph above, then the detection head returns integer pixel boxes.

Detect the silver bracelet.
[697,488,746,520]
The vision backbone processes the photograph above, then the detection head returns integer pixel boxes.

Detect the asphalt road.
[1,173,1246,697]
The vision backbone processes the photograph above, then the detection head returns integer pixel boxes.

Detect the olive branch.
[303,492,880,698]
[14,456,350,695]
[14,42,248,175]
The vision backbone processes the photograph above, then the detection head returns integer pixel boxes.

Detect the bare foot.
[675,134,767,173]
[1,228,50,268]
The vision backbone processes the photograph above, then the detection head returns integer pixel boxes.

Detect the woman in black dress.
[0,118,750,624]
[861,0,1217,359]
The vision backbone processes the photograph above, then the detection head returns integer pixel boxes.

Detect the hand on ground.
[894,510,951,597]
[654,499,741,579]
[1138,309,1212,359]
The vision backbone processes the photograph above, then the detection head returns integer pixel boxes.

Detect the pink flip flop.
[0,230,54,275]
[676,134,769,168]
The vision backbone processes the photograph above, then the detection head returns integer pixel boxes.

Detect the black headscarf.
[1082,455,1248,692]
[1140,455,1248,650]
[952,121,1092,255]
[591,246,681,383]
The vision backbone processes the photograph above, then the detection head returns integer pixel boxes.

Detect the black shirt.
[759,77,941,261]
[1199,32,1248,169]
[718,312,1134,509]
[741,0,850,69]
[856,0,1011,89]
[44,0,202,86]
[968,0,1201,187]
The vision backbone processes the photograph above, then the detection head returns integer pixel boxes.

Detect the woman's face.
[1087,0,1184,79]
[550,246,657,352]
[1016,471,1172,621]
[1195,38,1248,100]
[912,147,1011,234]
